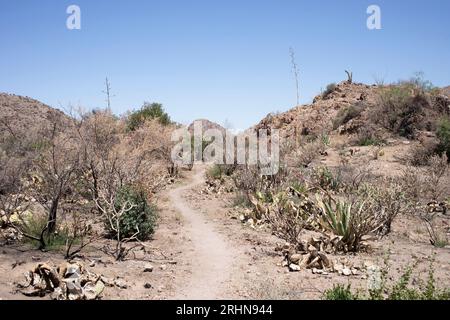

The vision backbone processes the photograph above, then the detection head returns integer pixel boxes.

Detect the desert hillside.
[1,78,450,301]
[0,93,68,139]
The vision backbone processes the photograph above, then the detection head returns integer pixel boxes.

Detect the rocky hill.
[0,93,68,139]
[255,82,379,140]
[255,81,450,143]
[188,119,228,135]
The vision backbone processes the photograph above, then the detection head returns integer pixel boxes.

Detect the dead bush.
[63,212,99,260]
[251,190,315,247]
[406,141,439,166]
[295,141,326,167]
[425,154,449,200]
[363,182,408,236]
[29,116,82,239]
[232,164,291,203]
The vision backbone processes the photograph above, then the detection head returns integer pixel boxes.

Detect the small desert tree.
[127,102,171,131]
[94,164,157,260]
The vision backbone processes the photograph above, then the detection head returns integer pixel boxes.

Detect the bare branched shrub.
[0,155,30,229]
[76,110,122,207]
[232,164,291,202]
[250,191,314,247]
[426,154,449,200]
[363,182,408,236]
[406,142,438,166]
[423,215,448,248]
[63,212,99,260]
[31,116,81,235]
[399,167,425,208]
[295,141,326,167]
[95,187,140,261]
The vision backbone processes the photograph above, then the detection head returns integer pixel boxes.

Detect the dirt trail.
[168,165,234,300]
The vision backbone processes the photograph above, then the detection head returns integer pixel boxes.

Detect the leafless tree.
[95,186,140,261]
[31,115,81,235]
[64,212,99,259]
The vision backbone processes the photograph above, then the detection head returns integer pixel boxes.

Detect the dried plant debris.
[16,262,117,300]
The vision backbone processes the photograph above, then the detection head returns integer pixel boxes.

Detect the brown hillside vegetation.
[0,93,69,139]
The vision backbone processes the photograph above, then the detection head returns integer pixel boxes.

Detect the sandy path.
[168,165,234,299]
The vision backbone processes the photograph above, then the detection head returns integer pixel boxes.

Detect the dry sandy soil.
[1,162,450,300]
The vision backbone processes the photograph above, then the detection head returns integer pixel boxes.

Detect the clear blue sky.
[1,0,449,130]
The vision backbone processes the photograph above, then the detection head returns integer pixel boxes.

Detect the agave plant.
[316,195,376,252]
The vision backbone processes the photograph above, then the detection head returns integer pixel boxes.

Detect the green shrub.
[371,85,431,138]
[127,102,171,131]
[207,164,236,180]
[320,133,330,146]
[313,167,342,192]
[323,259,450,300]
[207,165,224,180]
[106,185,157,241]
[323,284,358,300]
[355,126,385,146]
[436,117,450,160]
[20,214,75,250]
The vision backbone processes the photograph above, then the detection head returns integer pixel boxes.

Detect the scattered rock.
[334,263,344,272]
[144,283,152,289]
[289,264,301,272]
[312,268,323,274]
[113,278,128,289]
[144,264,154,273]
[83,281,105,300]
[288,253,303,264]
[342,268,352,276]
